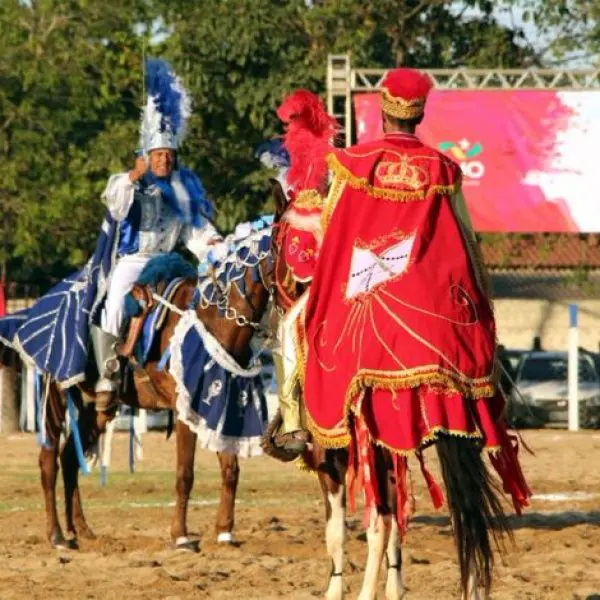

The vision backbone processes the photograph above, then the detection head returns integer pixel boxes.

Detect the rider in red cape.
[276,89,337,283]
[272,90,339,450]
[299,68,531,517]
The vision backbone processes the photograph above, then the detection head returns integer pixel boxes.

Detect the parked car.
[113,406,170,431]
[510,351,600,428]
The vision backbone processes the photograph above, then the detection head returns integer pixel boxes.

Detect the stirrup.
[274,430,310,453]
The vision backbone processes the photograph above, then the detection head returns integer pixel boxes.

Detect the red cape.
[297,132,530,514]
[302,133,499,450]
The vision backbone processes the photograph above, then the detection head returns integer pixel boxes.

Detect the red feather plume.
[277,89,338,194]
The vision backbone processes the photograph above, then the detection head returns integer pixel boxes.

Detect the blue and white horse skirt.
[170,310,268,457]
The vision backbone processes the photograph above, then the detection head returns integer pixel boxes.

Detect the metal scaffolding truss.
[327,54,600,146]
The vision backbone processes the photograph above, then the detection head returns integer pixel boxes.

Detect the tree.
[2,0,577,288]
[158,0,536,230]
[0,0,154,287]
[508,0,600,66]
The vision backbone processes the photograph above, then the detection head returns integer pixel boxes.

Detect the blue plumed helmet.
[255,138,290,170]
[255,138,291,195]
[140,58,192,155]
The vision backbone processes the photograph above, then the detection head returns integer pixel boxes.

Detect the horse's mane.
[198,225,272,309]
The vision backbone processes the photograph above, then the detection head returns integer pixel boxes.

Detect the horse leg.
[170,419,198,551]
[358,446,395,600]
[461,562,481,600]
[61,402,100,540]
[358,508,390,600]
[385,513,404,600]
[384,452,404,600]
[316,446,347,600]
[39,384,69,548]
[215,452,239,544]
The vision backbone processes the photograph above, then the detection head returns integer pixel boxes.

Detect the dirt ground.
[0,429,598,600]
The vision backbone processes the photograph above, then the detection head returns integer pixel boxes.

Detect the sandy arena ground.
[0,429,598,599]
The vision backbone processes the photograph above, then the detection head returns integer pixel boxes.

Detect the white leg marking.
[358,508,390,600]
[217,531,234,544]
[461,560,481,600]
[385,518,404,600]
[324,487,345,600]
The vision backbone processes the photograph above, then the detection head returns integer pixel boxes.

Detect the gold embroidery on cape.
[327,153,459,202]
[380,286,479,326]
[375,157,430,189]
[294,188,323,210]
[354,228,408,251]
[341,148,457,172]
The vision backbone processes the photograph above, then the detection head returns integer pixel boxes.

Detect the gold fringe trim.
[381,88,425,120]
[321,174,346,232]
[327,153,459,202]
[305,367,495,453]
[347,369,496,402]
[370,425,483,456]
[294,189,323,211]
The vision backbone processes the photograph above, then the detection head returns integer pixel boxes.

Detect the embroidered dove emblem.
[346,234,416,299]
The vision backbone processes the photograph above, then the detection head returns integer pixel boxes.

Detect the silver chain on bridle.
[198,254,276,346]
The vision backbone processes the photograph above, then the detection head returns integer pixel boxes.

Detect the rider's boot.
[90,325,121,415]
[272,351,310,453]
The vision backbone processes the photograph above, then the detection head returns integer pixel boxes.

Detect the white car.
[511,351,600,428]
[113,406,171,431]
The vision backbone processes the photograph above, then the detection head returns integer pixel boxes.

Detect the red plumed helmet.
[277,89,337,138]
[380,68,433,120]
[277,89,338,194]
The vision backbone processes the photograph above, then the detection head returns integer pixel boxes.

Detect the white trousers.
[100,255,152,337]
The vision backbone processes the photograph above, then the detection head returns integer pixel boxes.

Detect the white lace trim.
[169,310,264,458]
[0,333,14,349]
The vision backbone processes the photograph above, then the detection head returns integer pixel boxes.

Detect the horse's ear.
[270,178,288,221]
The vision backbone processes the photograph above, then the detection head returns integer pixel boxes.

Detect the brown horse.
[21,231,275,552]
[267,183,511,600]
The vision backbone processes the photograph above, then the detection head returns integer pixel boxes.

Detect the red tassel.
[393,454,411,539]
[346,430,359,515]
[349,416,380,528]
[417,451,445,509]
[489,433,532,514]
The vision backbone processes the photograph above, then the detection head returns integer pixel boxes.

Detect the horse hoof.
[216,532,237,546]
[51,532,78,551]
[172,537,200,553]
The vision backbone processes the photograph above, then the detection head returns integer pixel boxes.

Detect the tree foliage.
[0,0,596,289]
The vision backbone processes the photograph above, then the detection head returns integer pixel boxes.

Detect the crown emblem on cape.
[375,157,430,189]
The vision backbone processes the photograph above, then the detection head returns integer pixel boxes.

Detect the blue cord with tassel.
[66,389,90,476]
[129,410,135,473]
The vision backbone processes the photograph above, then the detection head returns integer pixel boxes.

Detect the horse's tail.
[436,435,512,596]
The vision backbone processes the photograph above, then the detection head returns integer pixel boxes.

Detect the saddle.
[113,278,190,411]
[118,277,188,360]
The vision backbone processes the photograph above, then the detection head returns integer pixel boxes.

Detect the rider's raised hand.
[129,156,148,182]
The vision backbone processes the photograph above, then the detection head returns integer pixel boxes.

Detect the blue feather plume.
[255,138,290,169]
[141,58,191,152]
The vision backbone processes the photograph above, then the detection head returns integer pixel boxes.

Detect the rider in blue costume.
[92,59,222,414]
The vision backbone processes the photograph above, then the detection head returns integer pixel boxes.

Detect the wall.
[494,299,600,352]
